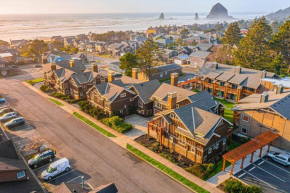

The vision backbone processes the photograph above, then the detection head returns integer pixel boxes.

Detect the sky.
[0,0,288,14]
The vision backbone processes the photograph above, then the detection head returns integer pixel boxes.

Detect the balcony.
[227,88,238,94]
[215,85,225,91]
[204,82,213,88]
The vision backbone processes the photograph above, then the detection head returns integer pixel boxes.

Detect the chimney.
[234,66,241,74]
[70,60,75,68]
[212,62,218,69]
[260,92,269,103]
[108,72,115,82]
[276,84,284,94]
[50,63,56,71]
[91,64,98,72]
[261,70,267,79]
[171,73,179,86]
[132,68,139,79]
[168,91,177,110]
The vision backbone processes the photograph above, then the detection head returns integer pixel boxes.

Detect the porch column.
[240,157,245,169]
[259,147,263,158]
[224,87,228,100]
[236,89,241,102]
[267,143,271,152]
[230,163,235,176]
[222,159,226,171]
[147,122,150,140]
[250,152,255,163]
[159,129,163,148]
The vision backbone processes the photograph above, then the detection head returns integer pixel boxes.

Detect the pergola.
[222,131,279,175]
[178,78,197,88]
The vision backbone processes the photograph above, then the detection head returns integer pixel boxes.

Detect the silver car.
[0,112,17,122]
[266,151,290,167]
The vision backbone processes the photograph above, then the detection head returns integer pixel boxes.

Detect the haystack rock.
[195,13,199,20]
[159,13,165,19]
[207,3,233,19]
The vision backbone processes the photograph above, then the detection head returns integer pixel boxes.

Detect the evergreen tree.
[223,22,241,47]
[233,17,272,70]
[119,52,138,77]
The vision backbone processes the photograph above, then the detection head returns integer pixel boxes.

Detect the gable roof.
[155,63,182,73]
[188,90,220,109]
[195,43,213,51]
[111,76,143,88]
[131,80,161,104]
[190,51,211,59]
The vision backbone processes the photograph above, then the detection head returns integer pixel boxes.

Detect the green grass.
[26,78,44,85]
[214,98,235,123]
[48,98,63,106]
[205,140,241,180]
[127,144,209,193]
[73,112,116,137]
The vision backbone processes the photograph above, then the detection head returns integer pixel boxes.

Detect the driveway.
[235,156,290,193]
[124,114,151,139]
[0,73,192,193]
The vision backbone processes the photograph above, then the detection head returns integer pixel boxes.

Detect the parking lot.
[235,156,290,193]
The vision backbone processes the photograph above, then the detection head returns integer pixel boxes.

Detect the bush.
[159,152,177,164]
[223,179,262,193]
[101,116,132,133]
[68,98,85,104]
[40,85,48,92]
[185,163,216,180]
[26,80,34,86]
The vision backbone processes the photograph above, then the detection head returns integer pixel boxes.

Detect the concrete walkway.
[23,82,223,193]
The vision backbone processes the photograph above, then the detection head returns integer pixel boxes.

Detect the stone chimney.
[212,62,218,69]
[171,73,179,86]
[261,70,267,79]
[168,91,177,110]
[50,63,56,71]
[260,92,269,103]
[132,68,139,79]
[70,60,75,68]
[234,66,241,74]
[91,64,98,73]
[108,72,115,82]
[276,84,284,94]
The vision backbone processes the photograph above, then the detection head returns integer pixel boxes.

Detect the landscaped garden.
[214,98,235,123]
[218,178,262,193]
[26,78,44,86]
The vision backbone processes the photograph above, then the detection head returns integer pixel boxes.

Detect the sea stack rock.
[159,13,165,19]
[195,13,199,20]
[206,3,233,19]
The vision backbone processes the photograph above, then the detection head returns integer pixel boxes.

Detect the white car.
[41,158,70,181]
[0,112,17,122]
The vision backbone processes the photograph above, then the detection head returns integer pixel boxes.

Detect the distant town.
[0,2,290,193]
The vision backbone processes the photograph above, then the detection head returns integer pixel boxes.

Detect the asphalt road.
[0,73,192,193]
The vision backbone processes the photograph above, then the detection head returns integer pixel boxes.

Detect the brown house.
[0,57,16,77]
[233,88,290,150]
[191,62,277,102]
[43,60,108,99]
[148,101,232,163]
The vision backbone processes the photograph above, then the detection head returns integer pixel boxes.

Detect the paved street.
[0,73,192,193]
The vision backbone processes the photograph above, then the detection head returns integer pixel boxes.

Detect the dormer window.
[121,93,126,98]
[170,113,174,119]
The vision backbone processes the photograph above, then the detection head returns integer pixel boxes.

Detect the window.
[83,85,87,91]
[223,139,226,146]
[191,146,195,153]
[138,99,143,108]
[170,113,175,119]
[242,115,250,122]
[17,171,25,179]
[208,148,212,154]
[80,92,83,96]
[160,73,163,78]
[214,142,219,149]
[130,98,134,102]
[169,136,173,142]
[141,110,144,114]
[179,139,186,146]
[241,127,248,134]
[66,90,69,94]
[121,93,126,98]
[124,105,127,108]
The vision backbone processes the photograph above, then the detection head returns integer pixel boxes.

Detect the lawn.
[127,144,209,193]
[48,98,63,106]
[205,140,241,180]
[26,78,44,86]
[73,112,116,137]
[214,98,235,123]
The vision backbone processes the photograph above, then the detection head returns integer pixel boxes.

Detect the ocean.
[0,12,266,41]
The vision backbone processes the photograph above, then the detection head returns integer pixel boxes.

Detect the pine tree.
[119,52,138,77]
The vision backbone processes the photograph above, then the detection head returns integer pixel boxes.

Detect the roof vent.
[276,84,284,94]
[234,66,241,74]
[212,62,218,69]
[261,70,267,78]
[260,92,269,103]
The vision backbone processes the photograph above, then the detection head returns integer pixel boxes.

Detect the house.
[44,51,72,63]
[75,52,88,63]
[0,52,14,62]
[87,74,144,117]
[133,63,182,81]
[109,61,125,74]
[161,49,178,63]
[177,46,192,55]
[189,51,211,68]
[233,89,290,150]
[10,39,28,51]
[43,60,108,99]
[173,54,190,65]
[193,43,213,52]
[95,41,108,53]
[147,98,232,163]
[261,77,290,90]
[64,37,75,47]
[55,182,118,193]
[0,57,16,77]
[192,62,277,102]
[108,43,127,56]
[154,36,173,48]
[0,40,10,52]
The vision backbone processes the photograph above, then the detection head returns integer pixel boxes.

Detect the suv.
[0,98,5,104]
[28,150,56,169]
[0,108,13,116]
[4,117,25,128]
[0,112,17,122]
[266,151,290,167]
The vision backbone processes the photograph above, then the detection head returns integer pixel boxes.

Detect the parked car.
[0,108,13,116]
[4,117,25,128]
[0,112,17,122]
[28,150,56,169]
[266,151,290,167]
[0,98,5,104]
[41,158,70,181]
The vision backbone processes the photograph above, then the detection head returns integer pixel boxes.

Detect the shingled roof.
[130,80,161,104]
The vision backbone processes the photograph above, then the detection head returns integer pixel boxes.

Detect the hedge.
[185,163,216,180]
[223,178,262,193]
[101,116,132,133]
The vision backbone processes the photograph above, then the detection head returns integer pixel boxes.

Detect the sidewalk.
[23,82,223,193]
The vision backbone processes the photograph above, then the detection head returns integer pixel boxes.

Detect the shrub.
[68,98,85,104]
[101,116,132,133]
[0,95,2,98]
[185,163,216,180]
[26,80,34,86]
[223,179,262,193]
[40,85,48,92]
[159,152,177,164]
